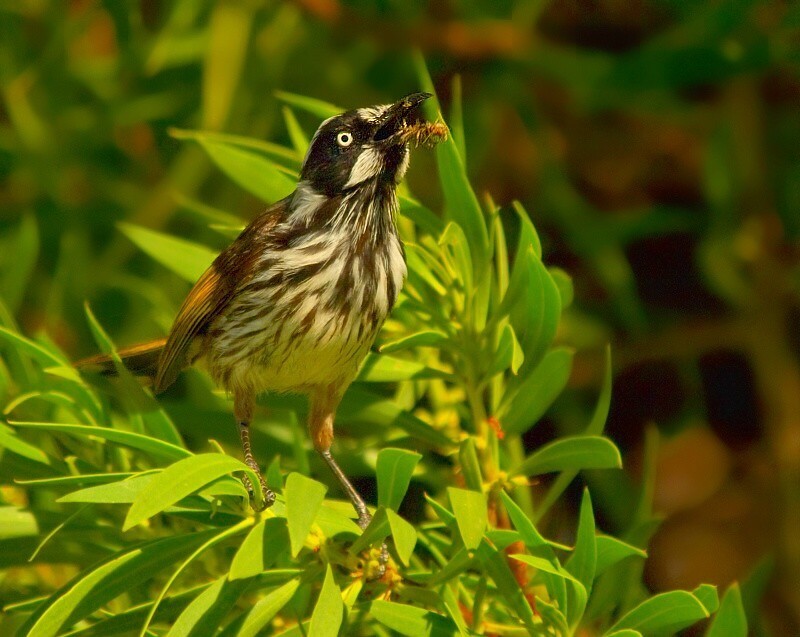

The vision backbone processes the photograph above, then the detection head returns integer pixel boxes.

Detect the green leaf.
[706,584,747,637]
[512,201,542,259]
[566,490,596,587]
[605,631,643,637]
[549,267,574,308]
[439,581,469,637]
[237,578,301,637]
[59,584,212,637]
[8,421,190,461]
[229,518,291,580]
[0,327,68,368]
[197,136,296,203]
[369,599,458,637]
[274,90,342,118]
[349,507,390,555]
[491,323,525,376]
[413,51,489,276]
[166,576,250,637]
[606,591,711,636]
[84,303,182,446]
[499,490,570,612]
[502,347,573,434]
[338,386,453,448]
[284,472,326,557]
[59,474,154,504]
[693,584,719,614]
[513,435,622,477]
[536,346,613,517]
[282,106,309,156]
[308,566,343,637]
[449,74,465,162]
[511,553,579,584]
[595,535,647,576]
[0,506,38,540]
[124,453,252,530]
[202,2,251,130]
[0,213,38,313]
[399,195,446,237]
[501,249,562,370]
[356,352,449,382]
[457,437,483,492]
[386,509,417,566]
[588,345,613,435]
[379,330,448,354]
[0,423,51,465]
[475,540,538,634]
[118,223,217,283]
[447,487,486,550]
[377,448,422,510]
[499,491,555,555]
[19,473,133,488]
[20,530,217,637]
[171,128,300,168]
[439,221,473,293]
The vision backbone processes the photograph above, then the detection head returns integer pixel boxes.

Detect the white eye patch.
[336,131,353,147]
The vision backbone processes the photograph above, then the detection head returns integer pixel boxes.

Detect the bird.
[78,92,445,528]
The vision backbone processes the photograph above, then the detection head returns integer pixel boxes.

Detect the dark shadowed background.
[1,1,799,635]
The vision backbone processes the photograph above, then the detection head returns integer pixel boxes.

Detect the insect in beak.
[372,92,449,148]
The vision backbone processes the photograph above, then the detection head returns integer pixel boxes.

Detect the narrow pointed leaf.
[284,472,326,556]
[595,535,647,576]
[475,541,538,634]
[124,454,250,530]
[457,437,483,492]
[379,330,448,354]
[369,599,458,637]
[606,591,711,636]
[274,91,342,118]
[229,518,290,580]
[20,531,217,637]
[118,223,217,283]
[197,138,295,203]
[706,584,747,637]
[514,435,622,477]
[237,578,301,637]
[566,490,597,591]
[8,422,190,461]
[166,576,250,637]
[377,448,422,510]
[386,509,417,566]
[308,566,343,637]
[447,487,486,550]
[502,347,573,434]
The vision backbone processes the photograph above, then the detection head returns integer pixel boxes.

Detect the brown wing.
[153,265,232,393]
[152,197,290,394]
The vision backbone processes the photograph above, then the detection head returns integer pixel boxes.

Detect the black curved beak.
[373,92,432,143]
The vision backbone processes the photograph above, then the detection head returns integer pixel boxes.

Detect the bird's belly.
[207,293,382,394]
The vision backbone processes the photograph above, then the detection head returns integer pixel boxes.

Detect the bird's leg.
[234,390,275,512]
[320,448,371,527]
[310,387,389,574]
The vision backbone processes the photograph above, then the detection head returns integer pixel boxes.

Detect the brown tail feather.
[75,338,167,379]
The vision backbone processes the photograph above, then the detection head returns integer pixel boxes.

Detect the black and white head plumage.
[300,93,431,197]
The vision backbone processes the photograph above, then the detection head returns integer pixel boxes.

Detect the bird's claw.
[242,473,275,512]
[357,512,389,579]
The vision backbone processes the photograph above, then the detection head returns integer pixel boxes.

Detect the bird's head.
[300,92,432,197]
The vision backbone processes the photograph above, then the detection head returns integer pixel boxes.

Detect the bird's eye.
[336,131,353,147]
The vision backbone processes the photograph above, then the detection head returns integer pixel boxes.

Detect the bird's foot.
[241,462,275,512]
[357,511,390,579]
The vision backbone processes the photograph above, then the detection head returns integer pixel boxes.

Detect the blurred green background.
[1,0,799,634]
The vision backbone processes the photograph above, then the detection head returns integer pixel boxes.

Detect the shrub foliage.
[0,63,747,636]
